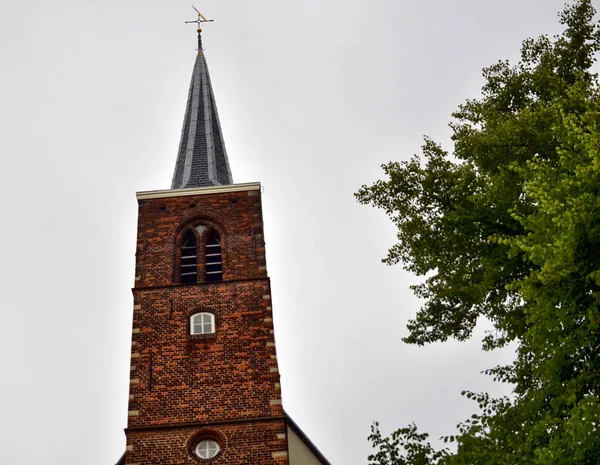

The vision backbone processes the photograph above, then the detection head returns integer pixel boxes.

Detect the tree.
[356,1,600,463]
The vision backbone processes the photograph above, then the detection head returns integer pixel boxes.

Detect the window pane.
[191,314,214,334]
[181,230,197,283]
[181,273,197,284]
[196,439,219,459]
[182,230,196,248]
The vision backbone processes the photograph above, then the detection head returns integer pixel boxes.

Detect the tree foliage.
[356,1,600,463]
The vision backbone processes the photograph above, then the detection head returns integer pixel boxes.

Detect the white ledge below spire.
[137,182,261,200]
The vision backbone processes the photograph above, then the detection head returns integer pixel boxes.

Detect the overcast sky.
[0,1,589,464]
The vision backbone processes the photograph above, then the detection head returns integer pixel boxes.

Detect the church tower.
[119,19,331,465]
[122,27,288,464]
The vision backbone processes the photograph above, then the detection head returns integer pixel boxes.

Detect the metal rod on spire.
[192,5,207,21]
[185,5,213,50]
[185,5,214,33]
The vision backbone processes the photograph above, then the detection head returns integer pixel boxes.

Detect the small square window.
[191,313,215,335]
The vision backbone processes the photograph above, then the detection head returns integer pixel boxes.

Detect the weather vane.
[185,5,214,33]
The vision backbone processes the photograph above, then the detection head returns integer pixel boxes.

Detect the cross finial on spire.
[185,6,214,49]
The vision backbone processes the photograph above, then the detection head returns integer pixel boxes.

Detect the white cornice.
[136,182,261,200]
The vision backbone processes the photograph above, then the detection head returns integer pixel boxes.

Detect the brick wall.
[126,420,288,464]
[134,189,267,287]
[124,186,289,464]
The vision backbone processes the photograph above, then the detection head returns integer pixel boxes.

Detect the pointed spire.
[171,30,233,190]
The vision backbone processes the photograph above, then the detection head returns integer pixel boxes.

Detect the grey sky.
[0,1,584,464]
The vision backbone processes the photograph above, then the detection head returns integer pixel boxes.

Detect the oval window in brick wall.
[194,438,220,459]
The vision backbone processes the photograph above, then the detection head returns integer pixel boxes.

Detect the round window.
[195,439,220,459]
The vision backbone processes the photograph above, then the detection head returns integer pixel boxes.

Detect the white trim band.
[137,182,261,200]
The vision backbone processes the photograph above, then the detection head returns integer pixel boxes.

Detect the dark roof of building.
[171,33,233,189]
[284,410,332,465]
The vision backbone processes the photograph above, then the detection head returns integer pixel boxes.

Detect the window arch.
[190,312,215,335]
[178,226,224,284]
[180,230,198,284]
[204,230,223,282]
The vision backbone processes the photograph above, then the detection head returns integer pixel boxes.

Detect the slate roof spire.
[171,29,233,189]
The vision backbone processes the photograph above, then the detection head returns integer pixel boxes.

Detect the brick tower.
[121,27,289,464]
[117,22,331,465]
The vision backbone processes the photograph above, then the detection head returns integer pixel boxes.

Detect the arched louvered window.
[180,230,197,284]
[205,230,223,282]
[190,312,215,335]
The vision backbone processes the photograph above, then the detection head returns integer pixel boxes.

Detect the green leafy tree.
[356,1,600,463]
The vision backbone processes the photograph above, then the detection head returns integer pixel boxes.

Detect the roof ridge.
[284,410,333,465]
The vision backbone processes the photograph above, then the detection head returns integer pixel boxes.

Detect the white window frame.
[195,438,220,459]
[190,312,215,335]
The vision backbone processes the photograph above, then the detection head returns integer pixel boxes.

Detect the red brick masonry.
[125,186,289,464]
